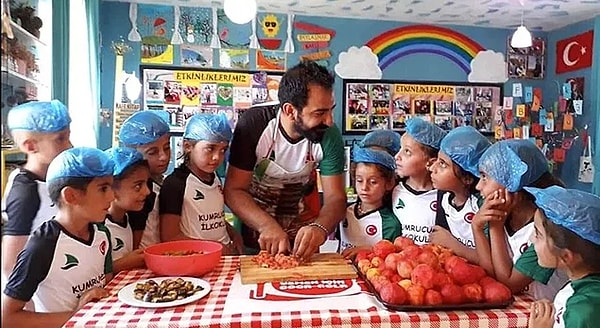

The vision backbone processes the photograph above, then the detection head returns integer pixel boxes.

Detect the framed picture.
[342,79,503,135]
[507,37,546,79]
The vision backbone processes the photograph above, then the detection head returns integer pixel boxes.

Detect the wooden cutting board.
[239,253,357,284]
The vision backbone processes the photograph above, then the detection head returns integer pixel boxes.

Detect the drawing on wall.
[256,50,286,71]
[181,44,213,67]
[219,49,250,69]
[138,4,174,64]
[179,6,213,44]
[258,13,285,50]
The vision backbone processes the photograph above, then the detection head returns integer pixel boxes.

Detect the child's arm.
[225,223,244,255]
[341,245,372,260]
[1,296,75,328]
[2,236,28,278]
[489,222,533,293]
[112,249,145,273]
[158,175,191,242]
[471,192,507,276]
[1,287,110,328]
[160,214,192,242]
[2,180,43,278]
[430,226,478,263]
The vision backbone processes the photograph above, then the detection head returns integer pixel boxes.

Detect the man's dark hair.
[48,176,95,207]
[278,60,334,111]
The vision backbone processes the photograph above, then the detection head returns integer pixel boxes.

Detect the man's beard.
[294,116,328,143]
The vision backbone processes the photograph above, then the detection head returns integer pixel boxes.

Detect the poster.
[112,103,141,147]
[219,49,250,70]
[138,4,174,64]
[507,37,545,79]
[256,50,286,71]
[140,66,283,133]
[343,80,502,134]
[181,44,213,67]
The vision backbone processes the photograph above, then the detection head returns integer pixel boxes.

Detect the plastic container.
[144,240,223,277]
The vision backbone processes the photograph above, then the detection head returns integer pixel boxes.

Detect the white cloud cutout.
[335,46,382,79]
[468,50,508,83]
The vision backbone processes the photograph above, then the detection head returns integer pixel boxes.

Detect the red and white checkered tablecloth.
[64,256,533,328]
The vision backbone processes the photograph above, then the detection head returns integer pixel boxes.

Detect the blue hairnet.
[352,145,396,171]
[359,130,401,155]
[7,100,71,132]
[183,113,232,143]
[525,186,600,245]
[119,111,170,146]
[479,139,548,192]
[440,126,491,177]
[104,146,144,176]
[405,117,446,150]
[47,147,115,183]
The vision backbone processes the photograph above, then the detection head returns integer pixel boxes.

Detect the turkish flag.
[556,30,594,74]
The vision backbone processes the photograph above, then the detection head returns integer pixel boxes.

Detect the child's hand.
[430,226,461,250]
[528,300,555,328]
[472,191,508,230]
[341,245,371,260]
[76,287,109,311]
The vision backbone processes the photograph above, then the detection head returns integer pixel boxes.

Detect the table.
[64,256,534,328]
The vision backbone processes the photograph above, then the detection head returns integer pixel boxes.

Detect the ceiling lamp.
[510,1,532,48]
[223,0,257,25]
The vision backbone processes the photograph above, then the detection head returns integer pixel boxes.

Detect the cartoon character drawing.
[261,14,279,38]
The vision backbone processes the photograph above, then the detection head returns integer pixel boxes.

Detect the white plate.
[117,277,211,308]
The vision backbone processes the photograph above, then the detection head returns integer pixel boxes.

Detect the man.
[224,61,346,260]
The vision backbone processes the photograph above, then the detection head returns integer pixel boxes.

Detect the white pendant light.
[510,2,532,48]
[223,0,257,25]
[511,25,532,48]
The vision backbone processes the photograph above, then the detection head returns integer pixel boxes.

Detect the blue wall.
[98,1,598,193]
[545,18,597,194]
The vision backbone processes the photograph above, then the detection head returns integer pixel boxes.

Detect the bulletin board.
[139,65,283,133]
[342,79,503,135]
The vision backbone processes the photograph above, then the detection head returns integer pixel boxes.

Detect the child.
[1,147,114,327]
[526,186,600,328]
[473,139,568,300]
[392,117,446,245]
[340,146,400,258]
[159,113,243,255]
[358,129,401,156]
[429,126,490,262]
[119,110,171,248]
[2,100,72,281]
[104,146,150,272]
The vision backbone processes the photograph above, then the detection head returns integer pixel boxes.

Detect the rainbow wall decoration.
[365,25,485,74]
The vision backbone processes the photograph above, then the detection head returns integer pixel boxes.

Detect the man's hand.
[528,300,555,328]
[258,223,290,255]
[292,225,327,261]
[75,287,109,311]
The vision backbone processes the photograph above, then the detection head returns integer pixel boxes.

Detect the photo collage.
[344,81,502,135]
[142,67,282,133]
[507,37,546,79]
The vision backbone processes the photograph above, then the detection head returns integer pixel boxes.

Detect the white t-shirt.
[3,220,112,312]
[339,203,401,252]
[159,166,230,244]
[139,181,161,248]
[392,180,437,245]
[104,214,133,261]
[438,192,480,248]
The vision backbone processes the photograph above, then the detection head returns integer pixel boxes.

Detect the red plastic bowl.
[144,240,223,277]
